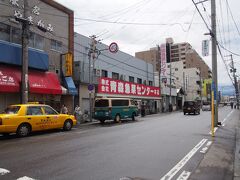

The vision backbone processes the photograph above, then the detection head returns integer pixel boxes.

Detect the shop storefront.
[0,65,64,112]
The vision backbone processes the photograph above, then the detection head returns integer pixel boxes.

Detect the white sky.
[56,0,240,86]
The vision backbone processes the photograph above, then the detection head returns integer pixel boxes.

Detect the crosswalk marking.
[0,168,36,180]
[0,168,10,175]
[17,176,36,180]
[176,171,191,180]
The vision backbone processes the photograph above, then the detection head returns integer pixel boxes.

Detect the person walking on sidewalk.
[230,101,233,109]
[74,105,82,124]
[141,102,145,117]
[61,104,68,114]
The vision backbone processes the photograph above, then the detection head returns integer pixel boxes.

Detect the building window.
[29,32,44,50]
[102,70,108,77]
[175,68,178,71]
[0,23,10,41]
[149,80,153,86]
[171,45,178,49]
[129,76,134,83]
[112,72,119,80]
[35,34,44,50]
[171,49,179,53]
[51,39,62,52]
[137,78,142,84]
[12,27,21,44]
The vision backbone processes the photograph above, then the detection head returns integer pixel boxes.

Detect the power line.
[226,0,240,38]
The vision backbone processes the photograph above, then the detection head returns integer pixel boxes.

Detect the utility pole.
[229,55,239,109]
[88,35,97,122]
[183,71,186,102]
[157,45,162,113]
[211,0,218,127]
[20,0,29,104]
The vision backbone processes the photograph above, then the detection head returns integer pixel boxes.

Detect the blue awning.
[64,77,78,95]
[0,40,49,71]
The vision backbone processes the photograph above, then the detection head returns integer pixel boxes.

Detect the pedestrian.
[74,105,82,123]
[61,104,68,114]
[230,102,233,109]
[141,102,145,117]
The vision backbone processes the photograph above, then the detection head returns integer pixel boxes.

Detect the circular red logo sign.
[109,42,118,53]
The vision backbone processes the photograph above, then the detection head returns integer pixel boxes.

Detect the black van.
[183,101,200,115]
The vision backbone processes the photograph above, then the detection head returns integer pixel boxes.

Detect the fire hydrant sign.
[98,77,160,97]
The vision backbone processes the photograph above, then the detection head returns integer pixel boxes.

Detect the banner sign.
[98,77,160,98]
[160,44,167,84]
[202,40,209,56]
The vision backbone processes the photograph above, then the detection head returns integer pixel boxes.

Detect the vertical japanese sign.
[65,53,73,77]
[202,40,209,56]
[98,77,161,98]
[160,44,167,84]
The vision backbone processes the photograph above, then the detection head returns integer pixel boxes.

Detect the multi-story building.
[74,33,161,115]
[135,47,160,72]
[136,38,207,110]
[135,38,212,81]
[0,0,76,112]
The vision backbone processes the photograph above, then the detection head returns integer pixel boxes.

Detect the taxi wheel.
[63,120,73,131]
[17,123,31,137]
[115,114,121,123]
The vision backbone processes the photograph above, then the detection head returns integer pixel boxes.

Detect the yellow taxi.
[0,103,77,137]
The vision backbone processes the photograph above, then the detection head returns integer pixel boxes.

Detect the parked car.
[202,101,211,111]
[0,103,77,137]
[94,98,138,123]
[183,101,200,115]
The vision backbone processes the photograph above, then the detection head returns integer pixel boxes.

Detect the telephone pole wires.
[229,55,239,109]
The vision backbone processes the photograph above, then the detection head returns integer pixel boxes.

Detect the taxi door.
[25,106,46,131]
[42,106,61,129]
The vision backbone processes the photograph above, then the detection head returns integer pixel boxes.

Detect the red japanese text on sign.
[98,77,161,97]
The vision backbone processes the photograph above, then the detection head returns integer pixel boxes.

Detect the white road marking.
[208,110,234,134]
[208,127,218,135]
[160,139,208,180]
[16,176,36,180]
[222,110,234,126]
[200,140,212,154]
[200,147,208,154]
[176,171,191,180]
[206,141,212,146]
[0,168,10,175]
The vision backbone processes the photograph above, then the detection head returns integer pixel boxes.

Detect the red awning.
[0,66,20,93]
[29,71,62,95]
[0,66,62,94]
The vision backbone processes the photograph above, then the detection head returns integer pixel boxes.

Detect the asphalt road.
[0,106,235,180]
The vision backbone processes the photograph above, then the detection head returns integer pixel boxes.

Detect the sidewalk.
[190,109,240,180]
[74,111,175,128]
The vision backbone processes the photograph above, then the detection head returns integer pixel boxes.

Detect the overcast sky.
[56,0,240,86]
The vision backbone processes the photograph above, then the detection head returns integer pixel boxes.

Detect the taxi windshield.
[3,106,21,114]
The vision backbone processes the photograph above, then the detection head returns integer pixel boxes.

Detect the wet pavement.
[0,107,238,180]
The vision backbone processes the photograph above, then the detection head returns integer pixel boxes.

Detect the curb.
[234,112,240,180]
